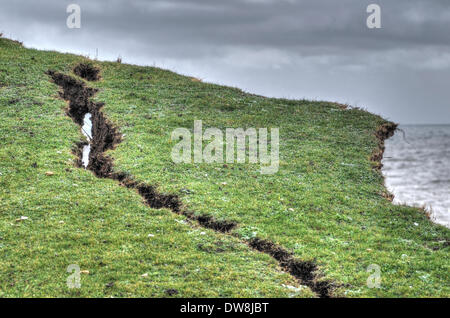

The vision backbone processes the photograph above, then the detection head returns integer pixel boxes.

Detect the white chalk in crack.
[81,113,93,168]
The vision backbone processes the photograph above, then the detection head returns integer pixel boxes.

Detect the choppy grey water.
[382,125,450,228]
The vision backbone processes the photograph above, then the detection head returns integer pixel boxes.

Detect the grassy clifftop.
[0,37,448,297]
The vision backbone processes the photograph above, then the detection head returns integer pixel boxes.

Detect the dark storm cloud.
[4,0,450,52]
[1,0,449,123]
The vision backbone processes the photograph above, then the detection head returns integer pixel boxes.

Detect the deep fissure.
[47,66,334,298]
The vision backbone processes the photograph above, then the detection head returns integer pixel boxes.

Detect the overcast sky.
[1,0,449,124]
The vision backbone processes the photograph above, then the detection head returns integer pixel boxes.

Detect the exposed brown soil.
[165,288,179,296]
[72,141,88,168]
[47,69,334,298]
[47,70,120,177]
[371,122,398,206]
[249,238,332,298]
[73,63,101,81]
[371,122,398,170]
[184,211,237,232]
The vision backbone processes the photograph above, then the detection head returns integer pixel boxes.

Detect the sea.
[382,125,450,228]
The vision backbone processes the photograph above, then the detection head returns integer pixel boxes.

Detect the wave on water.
[382,125,450,228]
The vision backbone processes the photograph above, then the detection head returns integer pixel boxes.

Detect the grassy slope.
[0,37,448,297]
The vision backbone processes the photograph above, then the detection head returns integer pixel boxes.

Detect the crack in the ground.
[249,238,333,298]
[47,65,334,298]
[73,63,101,81]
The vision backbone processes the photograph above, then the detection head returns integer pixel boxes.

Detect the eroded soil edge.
[371,122,398,170]
[47,66,334,298]
[371,122,398,201]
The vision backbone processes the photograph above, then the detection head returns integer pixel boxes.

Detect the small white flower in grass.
[147,234,155,238]
[16,216,29,222]
[414,222,419,226]
[200,232,206,235]
[141,273,148,277]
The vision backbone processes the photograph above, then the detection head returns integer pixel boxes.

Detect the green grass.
[0,37,448,297]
